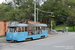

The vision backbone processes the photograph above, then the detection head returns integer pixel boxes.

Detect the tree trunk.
[73,26,74,32]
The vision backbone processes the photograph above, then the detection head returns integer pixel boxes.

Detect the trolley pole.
[34,1,36,24]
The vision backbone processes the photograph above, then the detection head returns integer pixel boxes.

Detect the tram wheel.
[6,40,11,41]
[14,40,18,43]
[41,36,45,39]
[30,38,33,41]
[24,39,28,41]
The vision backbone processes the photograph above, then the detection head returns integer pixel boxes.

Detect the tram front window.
[7,27,16,32]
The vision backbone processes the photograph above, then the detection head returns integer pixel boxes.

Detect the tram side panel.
[28,34,41,39]
[6,31,48,41]
[16,32,28,41]
[27,30,48,40]
[42,30,48,37]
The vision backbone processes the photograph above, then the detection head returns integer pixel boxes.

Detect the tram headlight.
[10,36,11,38]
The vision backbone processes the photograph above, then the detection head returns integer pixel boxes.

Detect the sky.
[0,0,12,4]
[0,0,5,4]
[0,0,46,6]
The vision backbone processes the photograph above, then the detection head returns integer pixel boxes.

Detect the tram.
[6,22,48,42]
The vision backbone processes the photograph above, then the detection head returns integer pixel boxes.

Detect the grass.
[53,25,75,32]
[0,35,5,37]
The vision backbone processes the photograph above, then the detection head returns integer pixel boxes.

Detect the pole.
[66,27,68,34]
[34,0,36,34]
[37,8,38,22]
[34,1,36,24]
[51,20,52,31]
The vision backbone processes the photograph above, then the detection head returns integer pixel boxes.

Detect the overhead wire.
[36,8,53,14]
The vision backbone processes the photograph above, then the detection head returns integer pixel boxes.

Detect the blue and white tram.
[6,23,48,42]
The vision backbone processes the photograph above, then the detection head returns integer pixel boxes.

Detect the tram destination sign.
[8,21,19,26]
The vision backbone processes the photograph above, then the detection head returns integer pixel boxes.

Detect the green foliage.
[0,35,5,37]
[0,0,34,21]
[0,0,75,31]
[4,9,20,21]
[65,6,75,31]
[38,0,69,25]
[53,25,75,32]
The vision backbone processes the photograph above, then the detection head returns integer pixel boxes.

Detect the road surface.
[0,32,75,50]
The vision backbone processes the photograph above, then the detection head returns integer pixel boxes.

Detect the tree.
[66,8,75,31]
[4,9,20,21]
[0,3,7,20]
[38,0,69,25]
[12,0,34,20]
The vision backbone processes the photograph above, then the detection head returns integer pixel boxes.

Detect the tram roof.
[8,23,47,27]
[8,23,28,27]
[28,24,47,27]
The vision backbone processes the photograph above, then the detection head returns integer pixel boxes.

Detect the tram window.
[42,27,45,30]
[18,27,21,32]
[25,27,27,31]
[22,27,24,32]
[38,27,40,30]
[16,27,18,32]
[28,27,32,31]
[16,27,25,32]
[7,27,16,32]
[10,28,13,32]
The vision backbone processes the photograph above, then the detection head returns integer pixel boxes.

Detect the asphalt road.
[0,32,75,50]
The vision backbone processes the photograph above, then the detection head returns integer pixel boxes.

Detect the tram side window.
[18,27,24,32]
[36,27,42,34]
[22,27,24,32]
[28,27,35,35]
[38,27,40,30]
[16,27,18,32]
[37,27,40,30]
[16,27,28,32]
[38,27,45,30]
[25,27,27,31]
[18,27,21,32]
[42,27,45,30]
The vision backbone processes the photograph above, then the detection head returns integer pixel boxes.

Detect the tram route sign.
[8,21,19,26]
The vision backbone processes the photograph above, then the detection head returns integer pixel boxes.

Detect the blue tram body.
[6,30,48,41]
[6,23,48,42]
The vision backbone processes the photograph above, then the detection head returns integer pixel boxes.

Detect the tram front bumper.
[6,36,17,41]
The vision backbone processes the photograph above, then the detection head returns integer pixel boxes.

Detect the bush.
[0,35,5,37]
